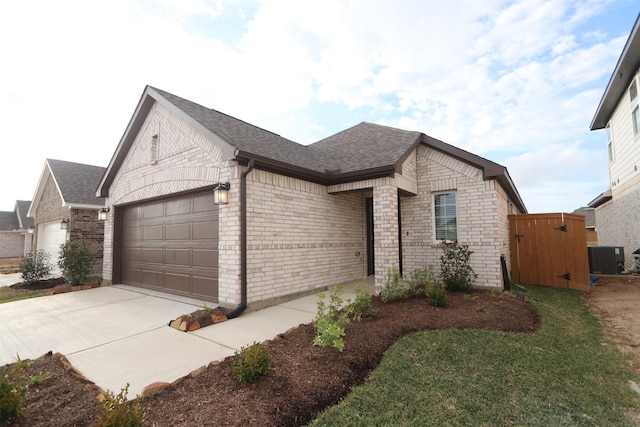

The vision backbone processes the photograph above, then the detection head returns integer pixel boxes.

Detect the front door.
[366,197,374,276]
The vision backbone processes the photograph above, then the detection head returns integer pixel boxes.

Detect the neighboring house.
[0,200,34,258]
[571,207,598,245]
[28,159,106,276]
[589,14,640,266]
[96,86,526,311]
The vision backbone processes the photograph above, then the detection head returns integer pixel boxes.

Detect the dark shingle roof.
[15,200,33,229]
[572,207,597,228]
[98,85,527,212]
[151,88,324,172]
[47,159,106,206]
[308,122,421,174]
[0,211,19,231]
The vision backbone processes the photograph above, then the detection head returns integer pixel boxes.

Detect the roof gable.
[15,200,33,229]
[29,159,105,217]
[98,86,526,212]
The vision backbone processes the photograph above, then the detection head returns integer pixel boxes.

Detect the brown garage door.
[119,191,219,300]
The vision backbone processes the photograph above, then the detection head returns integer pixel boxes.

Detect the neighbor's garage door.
[119,191,219,300]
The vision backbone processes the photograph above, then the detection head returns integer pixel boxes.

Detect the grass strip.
[312,284,639,426]
[0,292,46,304]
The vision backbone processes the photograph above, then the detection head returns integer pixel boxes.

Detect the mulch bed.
[2,290,540,426]
[10,277,66,290]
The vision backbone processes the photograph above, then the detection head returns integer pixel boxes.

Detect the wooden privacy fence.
[508,213,590,291]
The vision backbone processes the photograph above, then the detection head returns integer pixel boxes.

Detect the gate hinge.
[554,225,567,232]
[558,272,571,280]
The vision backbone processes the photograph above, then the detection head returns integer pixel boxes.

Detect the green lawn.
[312,284,639,426]
[0,292,46,304]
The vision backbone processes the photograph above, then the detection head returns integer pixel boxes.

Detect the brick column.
[217,168,242,306]
[373,184,399,293]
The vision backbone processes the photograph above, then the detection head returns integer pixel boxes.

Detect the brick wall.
[595,175,640,266]
[401,145,516,289]
[245,169,366,304]
[69,209,104,277]
[0,231,23,258]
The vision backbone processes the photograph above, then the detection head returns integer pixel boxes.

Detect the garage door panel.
[193,276,217,298]
[165,273,190,292]
[193,221,218,240]
[193,193,216,214]
[123,248,142,262]
[193,250,218,268]
[122,268,141,285]
[142,270,164,287]
[142,248,163,264]
[119,191,218,301]
[165,249,190,266]
[166,223,191,240]
[143,225,164,240]
[144,202,164,219]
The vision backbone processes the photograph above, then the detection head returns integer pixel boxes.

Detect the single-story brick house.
[28,159,106,275]
[0,200,34,258]
[96,86,526,313]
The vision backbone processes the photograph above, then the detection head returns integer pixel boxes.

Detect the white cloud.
[0,0,635,213]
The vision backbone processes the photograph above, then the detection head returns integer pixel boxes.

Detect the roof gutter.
[226,159,255,319]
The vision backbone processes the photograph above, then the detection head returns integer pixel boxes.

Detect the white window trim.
[433,190,458,243]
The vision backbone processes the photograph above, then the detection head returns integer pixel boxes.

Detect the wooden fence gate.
[508,213,590,291]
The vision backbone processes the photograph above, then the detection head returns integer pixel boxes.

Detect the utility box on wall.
[587,246,625,274]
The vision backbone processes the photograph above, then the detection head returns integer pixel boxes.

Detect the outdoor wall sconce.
[98,207,110,221]
[213,182,230,205]
[60,219,69,230]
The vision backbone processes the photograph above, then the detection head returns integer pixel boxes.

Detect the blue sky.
[0,0,638,213]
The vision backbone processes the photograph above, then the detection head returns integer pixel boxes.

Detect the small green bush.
[19,250,52,285]
[439,242,477,292]
[0,356,32,423]
[350,279,375,321]
[408,266,436,297]
[233,342,272,382]
[58,241,94,285]
[313,285,351,351]
[95,383,145,427]
[0,373,26,422]
[425,284,448,307]
[380,267,406,302]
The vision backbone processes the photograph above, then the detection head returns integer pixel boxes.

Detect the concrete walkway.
[0,282,366,397]
[0,273,21,287]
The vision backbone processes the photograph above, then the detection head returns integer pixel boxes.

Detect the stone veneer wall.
[33,173,67,251]
[69,209,104,277]
[595,174,640,266]
[245,169,366,303]
[401,145,516,289]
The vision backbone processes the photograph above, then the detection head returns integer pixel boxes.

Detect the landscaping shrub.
[19,250,52,285]
[425,283,447,307]
[58,241,94,285]
[233,342,272,382]
[349,279,375,321]
[439,242,476,292]
[0,356,32,422]
[0,372,25,422]
[313,285,351,351]
[408,266,436,297]
[380,267,406,302]
[94,384,145,427]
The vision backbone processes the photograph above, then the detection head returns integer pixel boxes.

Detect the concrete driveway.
[0,284,321,397]
[0,273,21,287]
